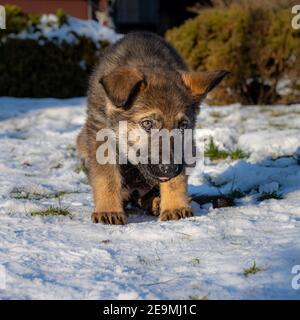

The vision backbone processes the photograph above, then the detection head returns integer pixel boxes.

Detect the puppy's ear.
[100,67,144,108]
[181,70,230,100]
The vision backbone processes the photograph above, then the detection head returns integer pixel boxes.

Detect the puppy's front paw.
[151,196,161,216]
[160,207,193,221]
[92,212,127,225]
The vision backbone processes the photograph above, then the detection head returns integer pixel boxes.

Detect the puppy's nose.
[158,164,179,176]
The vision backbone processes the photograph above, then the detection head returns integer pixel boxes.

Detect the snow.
[277,78,293,96]
[4,14,122,46]
[0,97,300,299]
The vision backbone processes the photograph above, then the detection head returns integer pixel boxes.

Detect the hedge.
[0,5,113,98]
[166,7,300,105]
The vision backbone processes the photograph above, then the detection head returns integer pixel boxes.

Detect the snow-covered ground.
[4,14,122,46]
[0,97,300,300]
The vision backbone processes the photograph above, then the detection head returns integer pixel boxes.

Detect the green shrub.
[0,5,112,98]
[166,7,300,105]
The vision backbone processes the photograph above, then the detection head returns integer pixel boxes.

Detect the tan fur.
[181,70,230,99]
[159,173,192,221]
[76,126,89,164]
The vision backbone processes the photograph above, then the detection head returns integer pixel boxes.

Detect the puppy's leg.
[76,127,90,173]
[139,188,160,216]
[90,163,127,225]
[159,174,193,221]
[77,127,88,162]
[149,196,161,216]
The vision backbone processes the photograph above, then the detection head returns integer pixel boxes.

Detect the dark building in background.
[112,0,202,34]
[3,0,211,35]
[113,0,159,33]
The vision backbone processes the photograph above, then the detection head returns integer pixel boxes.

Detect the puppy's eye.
[178,120,189,130]
[140,119,153,131]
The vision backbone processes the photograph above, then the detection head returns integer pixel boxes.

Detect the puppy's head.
[100,66,229,183]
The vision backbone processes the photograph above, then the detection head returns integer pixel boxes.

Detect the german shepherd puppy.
[77,32,228,224]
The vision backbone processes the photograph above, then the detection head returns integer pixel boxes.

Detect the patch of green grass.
[243,261,264,277]
[230,149,248,160]
[191,258,200,265]
[31,206,71,217]
[258,191,283,202]
[204,137,248,161]
[204,137,229,160]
